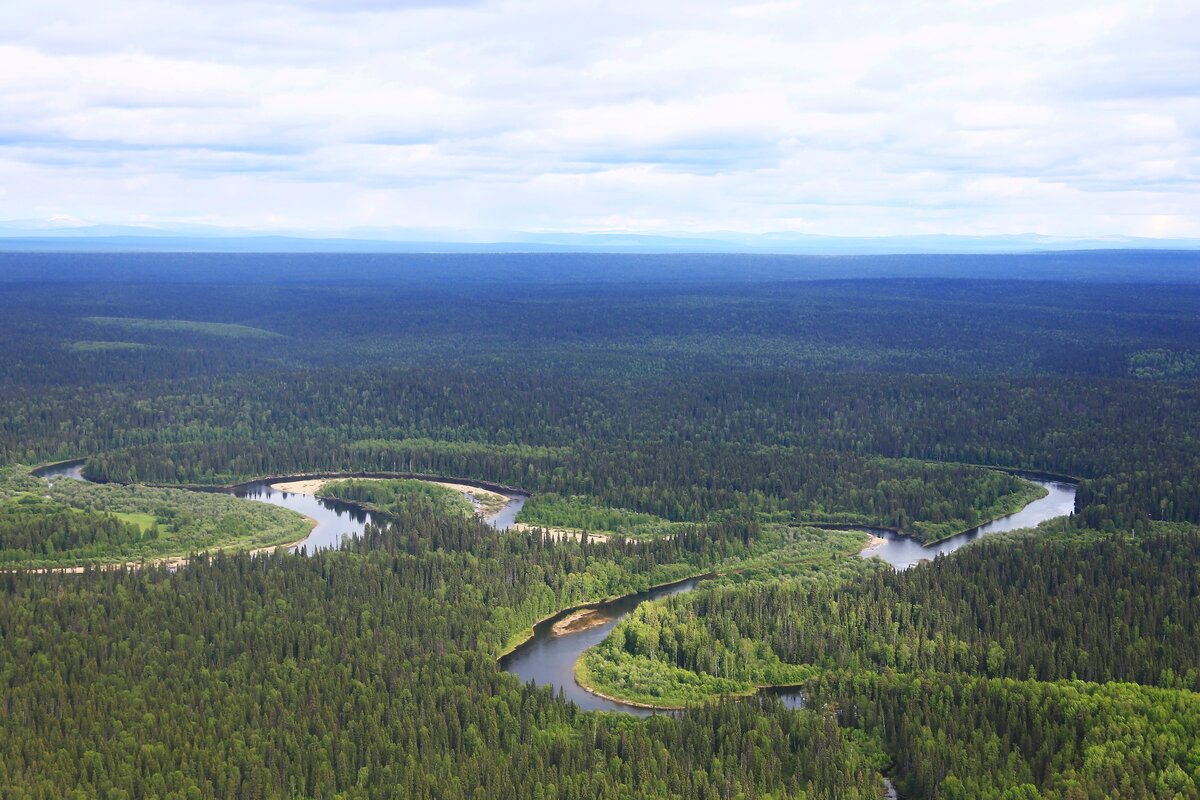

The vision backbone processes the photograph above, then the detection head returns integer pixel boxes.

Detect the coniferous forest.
[1,252,1199,798]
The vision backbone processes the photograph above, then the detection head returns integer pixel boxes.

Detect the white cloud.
[0,0,1196,238]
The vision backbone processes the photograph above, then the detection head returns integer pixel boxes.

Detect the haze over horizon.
[2,0,1198,243]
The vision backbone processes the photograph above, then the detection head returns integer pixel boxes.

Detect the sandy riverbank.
[552,609,611,636]
[508,522,610,542]
[272,479,327,494]
[860,533,888,552]
[427,481,510,517]
[272,477,513,520]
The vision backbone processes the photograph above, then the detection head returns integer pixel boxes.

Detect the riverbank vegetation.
[581,523,1200,796]
[591,527,1200,691]
[0,466,310,567]
[516,494,687,538]
[1,255,1199,795]
[320,477,475,519]
[3,271,1199,536]
[80,441,1050,541]
[0,504,886,799]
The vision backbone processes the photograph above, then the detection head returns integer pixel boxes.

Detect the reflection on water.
[234,482,372,552]
[759,684,806,710]
[860,478,1077,570]
[33,461,529,554]
[499,577,704,716]
[32,461,85,481]
[235,480,529,552]
[501,474,1078,714]
[487,494,526,531]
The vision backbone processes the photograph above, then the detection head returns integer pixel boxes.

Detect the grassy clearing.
[0,465,310,568]
[65,340,151,352]
[110,511,158,532]
[83,316,283,339]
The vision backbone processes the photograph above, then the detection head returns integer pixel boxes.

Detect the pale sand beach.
[508,521,610,542]
[273,477,512,519]
[271,478,327,494]
[551,609,610,636]
[860,533,888,552]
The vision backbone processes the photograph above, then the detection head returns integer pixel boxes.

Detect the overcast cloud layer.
[1,0,1197,239]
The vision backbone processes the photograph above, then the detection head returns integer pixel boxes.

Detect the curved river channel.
[36,462,1075,718]
[35,462,528,552]
[503,474,1077,715]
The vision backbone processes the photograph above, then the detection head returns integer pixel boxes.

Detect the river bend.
[36,462,1075,717]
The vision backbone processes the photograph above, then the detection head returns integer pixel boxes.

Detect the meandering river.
[500,476,1076,714]
[859,475,1077,570]
[499,576,707,717]
[34,462,527,552]
[36,461,1075,724]
[232,480,525,550]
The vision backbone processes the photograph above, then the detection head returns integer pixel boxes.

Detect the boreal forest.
[1,251,1199,799]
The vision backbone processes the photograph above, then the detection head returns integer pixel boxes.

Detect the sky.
[1,0,1197,241]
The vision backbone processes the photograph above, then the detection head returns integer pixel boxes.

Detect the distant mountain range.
[1,221,1197,255]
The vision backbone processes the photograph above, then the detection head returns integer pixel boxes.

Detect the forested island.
[1,252,1199,798]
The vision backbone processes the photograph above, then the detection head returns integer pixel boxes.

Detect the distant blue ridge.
[0,249,1198,284]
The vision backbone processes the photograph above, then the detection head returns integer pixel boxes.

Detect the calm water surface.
[34,461,527,553]
[499,576,705,716]
[236,480,527,551]
[860,478,1076,570]
[501,475,1077,713]
[37,459,1075,726]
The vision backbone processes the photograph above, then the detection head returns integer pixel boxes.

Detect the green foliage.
[0,494,148,565]
[1129,348,1200,380]
[349,437,571,463]
[2,265,1199,795]
[321,477,474,519]
[591,530,1200,692]
[517,494,688,538]
[0,509,883,799]
[809,671,1200,799]
[577,645,759,708]
[577,527,879,706]
[0,467,310,567]
[3,276,1199,532]
[587,527,1200,796]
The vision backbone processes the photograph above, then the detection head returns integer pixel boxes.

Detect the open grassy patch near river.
[0,466,310,568]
